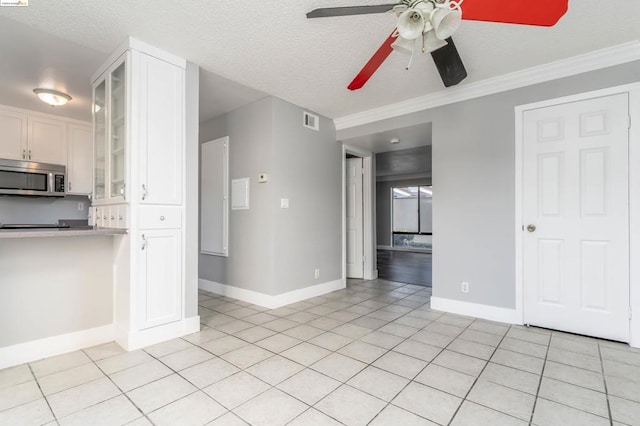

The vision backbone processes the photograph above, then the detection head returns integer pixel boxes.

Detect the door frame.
[515,82,640,347]
[342,144,377,281]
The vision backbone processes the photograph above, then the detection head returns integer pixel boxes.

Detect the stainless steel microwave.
[0,158,66,197]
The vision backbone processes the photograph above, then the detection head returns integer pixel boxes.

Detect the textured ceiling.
[1,0,640,122]
[342,122,432,153]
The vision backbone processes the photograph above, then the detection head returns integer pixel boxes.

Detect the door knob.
[527,224,536,233]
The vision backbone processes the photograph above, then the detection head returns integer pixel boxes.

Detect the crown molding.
[334,41,640,131]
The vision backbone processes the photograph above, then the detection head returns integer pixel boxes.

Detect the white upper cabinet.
[28,116,67,164]
[94,80,107,201]
[137,54,184,205]
[67,124,93,195]
[93,54,128,204]
[0,109,68,165]
[0,110,27,160]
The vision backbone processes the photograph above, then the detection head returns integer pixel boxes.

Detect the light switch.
[280,198,289,209]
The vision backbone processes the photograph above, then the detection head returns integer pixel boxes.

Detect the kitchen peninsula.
[0,37,200,370]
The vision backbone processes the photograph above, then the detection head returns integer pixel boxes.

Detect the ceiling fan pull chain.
[406,49,415,70]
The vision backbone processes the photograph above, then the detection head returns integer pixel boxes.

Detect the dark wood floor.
[376,249,432,287]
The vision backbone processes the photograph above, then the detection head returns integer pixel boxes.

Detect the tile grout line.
[82,348,154,426]
[596,342,614,426]
[366,309,480,425]
[445,321,512,426]
[527,329,552,426]
[27,363,57,423]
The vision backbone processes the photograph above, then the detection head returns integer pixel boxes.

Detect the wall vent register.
[303,111,319,131]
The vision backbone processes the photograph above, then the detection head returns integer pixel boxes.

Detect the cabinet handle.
[121,184,126,201]
[28,150,31,160]
[22,149,26,159]
[141,234,146,250]
[119,215,123,221]
[141,184,147,200]
[110,215,115,220]
[68,181,72,191]
[160,216,165,221]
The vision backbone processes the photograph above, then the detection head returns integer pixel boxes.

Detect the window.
[392,185,432,250]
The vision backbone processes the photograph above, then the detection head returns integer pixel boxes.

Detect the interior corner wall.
[337,60,640,310]
[184,61,200,317]
[199,97,276,294]
[199,97,341,297]
[270,98,342,294]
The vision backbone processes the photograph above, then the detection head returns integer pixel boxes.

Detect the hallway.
[376,250,432,287]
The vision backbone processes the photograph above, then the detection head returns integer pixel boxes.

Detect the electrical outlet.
[77,202,85,211]
[461,282,469,294]
[314,268,320,279]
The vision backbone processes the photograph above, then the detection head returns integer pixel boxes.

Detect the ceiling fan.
[306,0,569,90]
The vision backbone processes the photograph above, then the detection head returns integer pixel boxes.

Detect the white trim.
[335,41,640,130]
[430,297,520,324]
[199,278,345,310]
[0,324,115,370]
[116,316,200,351]
[342,145,376,281]
[0,103,91,127]
[628,88,640,348]
[515,82,640,348]
[91,37,186,83]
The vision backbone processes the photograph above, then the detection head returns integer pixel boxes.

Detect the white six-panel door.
[346,157,364,279]
[523,93,630,341]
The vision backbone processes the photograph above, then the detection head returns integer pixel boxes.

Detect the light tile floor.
[2,278,640,425]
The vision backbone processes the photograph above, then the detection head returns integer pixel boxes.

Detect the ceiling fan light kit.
[306,0,569,91]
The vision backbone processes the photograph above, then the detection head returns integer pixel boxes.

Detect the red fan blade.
[461,0,568,26]
[348,30,397,91]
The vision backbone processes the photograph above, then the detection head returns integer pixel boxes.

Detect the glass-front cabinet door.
[93,80,107,201]
[109,61,126,200]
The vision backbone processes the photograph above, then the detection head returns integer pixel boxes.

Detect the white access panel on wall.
[201,137,229,256]
[231,177,250,210]
[522,93,630,342]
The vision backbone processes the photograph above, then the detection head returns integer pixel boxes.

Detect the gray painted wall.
[339,61,640,309]
[184,62,200,318]
[0,195,89,224]
[199,97,341,295]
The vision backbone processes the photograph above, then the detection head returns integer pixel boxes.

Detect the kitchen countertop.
[0,227,127,239]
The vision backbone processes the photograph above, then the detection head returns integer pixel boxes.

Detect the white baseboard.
[117,316,201,351]
[0,324,115,370]
[430,297,521,324]
[199,278,345,309]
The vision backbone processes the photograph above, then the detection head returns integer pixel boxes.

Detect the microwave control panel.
[54,174,65,193]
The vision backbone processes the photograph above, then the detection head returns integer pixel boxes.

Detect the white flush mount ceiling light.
[33,88,72,106]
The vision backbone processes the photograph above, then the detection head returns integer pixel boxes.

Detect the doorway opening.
[375,146,432,287]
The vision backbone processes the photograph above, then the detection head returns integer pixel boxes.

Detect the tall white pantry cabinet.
[91,38,198,350]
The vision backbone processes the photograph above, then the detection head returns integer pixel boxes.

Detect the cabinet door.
[137,229,182,329]
[67,124,93,195]
[0,109,28,160]
[28,117,67,164]
[94,79,107,201]
[137,53,183,205]
[109,61,127,201]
